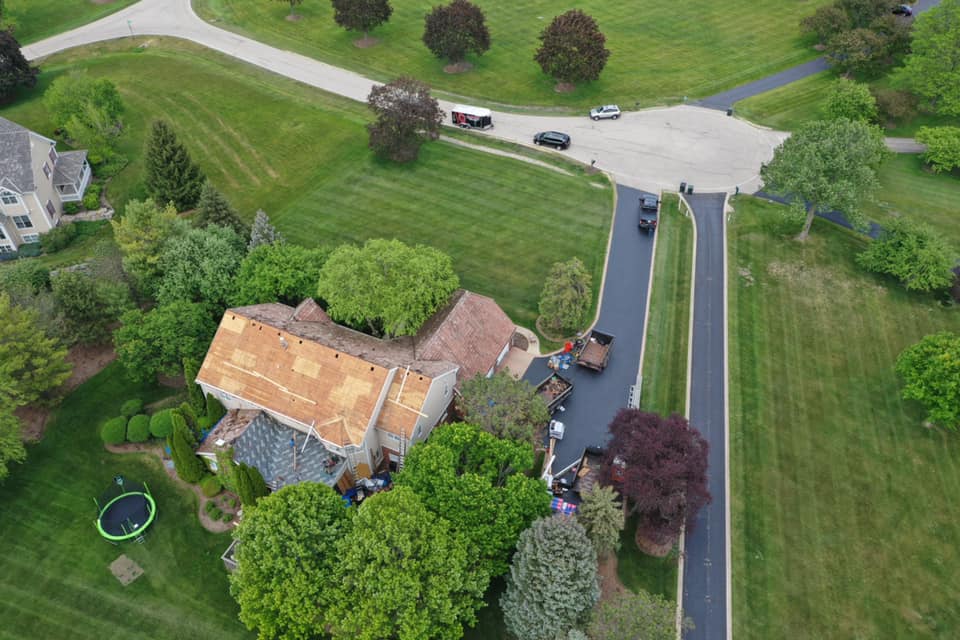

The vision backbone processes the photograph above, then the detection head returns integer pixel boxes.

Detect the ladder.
[397,426,406,471]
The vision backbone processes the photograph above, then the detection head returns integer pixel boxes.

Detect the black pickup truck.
[638,194,659,233]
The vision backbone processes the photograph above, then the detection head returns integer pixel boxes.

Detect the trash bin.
[679,181,687,193]
[687,184,694,194]
[726,108,733,116]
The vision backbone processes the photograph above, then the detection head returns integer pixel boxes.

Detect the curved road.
[22,0,786,194]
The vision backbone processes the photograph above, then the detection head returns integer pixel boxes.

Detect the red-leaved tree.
[602,409,710,548]
[534,10,610,89]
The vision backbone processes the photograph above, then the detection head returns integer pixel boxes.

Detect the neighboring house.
[0,116,92,254]
[196,291,516,492]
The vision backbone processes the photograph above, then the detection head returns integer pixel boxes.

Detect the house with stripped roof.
[0,116,92,254]
[196,291,517,492]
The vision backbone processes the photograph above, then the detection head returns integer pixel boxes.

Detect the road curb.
[722,192,733,640]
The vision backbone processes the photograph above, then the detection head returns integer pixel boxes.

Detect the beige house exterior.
[0,116,91,254]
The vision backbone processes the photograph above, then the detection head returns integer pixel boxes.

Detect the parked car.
[892,4,913,15]
[534,131,571,150]
[589,105,621,121]
[638,194,659,233]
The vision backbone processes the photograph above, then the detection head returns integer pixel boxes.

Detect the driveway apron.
[682,193,729,639]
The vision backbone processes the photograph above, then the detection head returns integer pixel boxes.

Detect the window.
[42,162,51,179]
[46,200,56,216]
[21,234,39,244]
[0,245,15,255]
[0,192,17,205]
[48,147,58,164]
[0,228,5,240]
[11,215,32,229]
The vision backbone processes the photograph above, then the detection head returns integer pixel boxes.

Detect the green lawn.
[194,0,829,108]
[0,363,251,640]
[640,193,693,417]
[728,196,960,639]
[0,38,612,328]
[2,0,138,44]
[617,516,678,601]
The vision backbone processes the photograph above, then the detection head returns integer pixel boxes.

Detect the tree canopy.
[760,118,888,240]
[230,482,352,640]
[896,332,960,429]
[156,225,245,312]
[143,119,205,211]
[317,238,458,337]
[0,28,36,101]
[856,217,955,292]
[233,242,329,306]
[42,71,123,158]
[422,0,490,64]
[602,409,710,546]
[824,78,878,123]
[331,0,392,38]
[326,487,485,640]
[248,209,283,251]
[457,371,551,443]
[114,301,217,382]
[0,409,26,482]
[916,126,960,173]
[538,257,593,336]
[576,483,625,558]
[586,589,679,640]
[501,515,600,640]
[896,0,960,116]
[535,10,610,86]
[366,76,443,162]
[50,269,132,345]
[397,422,551,579]
[195,181,246,236]
[111,198,185,294]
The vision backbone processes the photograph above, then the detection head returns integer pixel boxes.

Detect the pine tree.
[143,120,205,211]
[169,411,206,483]
[235,463,267,506]
[0,28,37,101]
[205,393,226,423]
[195,181,246,236]
[182,358,205,415]
[248,209,283,251]
[248,464,269,501]
[576,484,625,557]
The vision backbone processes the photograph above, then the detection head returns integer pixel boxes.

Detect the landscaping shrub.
[120,398,143,417]
[208,506,223,520]
[17,243,42,258]
[201,475,223,498]
[100,416,127,445]
[179,402,199,435]
[149,408,174,438]
[222,511,233,523]
[205,393,226,423]
[126,414,151,442]
[197,415,214,434]
[204,500,216,514]
[63,202,81,215]
[40,223,79,254]
[82,183,102,211]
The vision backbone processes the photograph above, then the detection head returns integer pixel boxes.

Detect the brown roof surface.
[197,304,457,447]
[197,409,260,455]
[415,290,516,380]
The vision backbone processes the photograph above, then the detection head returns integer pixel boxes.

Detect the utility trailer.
[451,104,493,130]
[576,329,614,371]
[536,373,574,413]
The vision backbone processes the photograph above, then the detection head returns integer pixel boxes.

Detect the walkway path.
[682,193,730,640]
[22,0,786,194]
[699,0,943,111]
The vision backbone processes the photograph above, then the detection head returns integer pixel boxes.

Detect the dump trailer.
[576,329,614,371]
[536,373,574,413]
[571,446,605,496]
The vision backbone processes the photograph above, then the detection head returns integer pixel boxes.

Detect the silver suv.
[589,105,621,121]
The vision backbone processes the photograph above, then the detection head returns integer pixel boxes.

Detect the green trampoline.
[94,476,157,542]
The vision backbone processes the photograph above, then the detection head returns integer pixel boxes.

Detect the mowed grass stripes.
[728,196,960,639]
[0,39,612,327]
[194,0,830,108]
[0,364,251,640]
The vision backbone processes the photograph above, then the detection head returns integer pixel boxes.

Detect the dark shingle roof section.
[53,150,87,185]
[233,412,346,490]
[0,117,35,194]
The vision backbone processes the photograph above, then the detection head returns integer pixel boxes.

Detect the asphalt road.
[523,185,656,473]
[682,193,730,640]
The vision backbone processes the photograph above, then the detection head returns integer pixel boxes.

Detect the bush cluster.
[40,223,79,254]
[201,475,223,498]
[82,183,102,211]
[126,414,151,442]
[120,398,143,417]
[149,409,174,438]
[100,416,127,445]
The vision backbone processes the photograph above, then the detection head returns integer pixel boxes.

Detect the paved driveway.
[22,0,786,194]
[523,185,656,472]
[682,193,730,640]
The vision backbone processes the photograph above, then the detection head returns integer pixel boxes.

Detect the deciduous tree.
[457,372,550,443]
[0,292,71,409]
[760,118,888,240]
[422,0,490,65]
[397,422,551,579]
[501,515,600,640]
[43,72,123,157]
[895,0,960,116]
[602,410,710,547]
[825,78,878,122]
[111,198,185,293]
[896,331,960,429]
[143,119,205,211]
[538,257,592,336]
[0,409,26,482]
[825,27,889,76]
[230,482,351,640]
[856,217,955,291]
[248,209,283,251]
[50,269,131,345]
[586,590,680,640]
[801,5,852,43]
[195,181,246,236]
[317,238,458,337]
[535,10,610,87]
[576,484,624,557]
[326,487,484,640]
[0,28,36,101]
[114,301,216,382]
[156,225,245,312]
[331,0,392,40]
[366,76,443,162]
[916,126,960,173]
[233,242,328,306]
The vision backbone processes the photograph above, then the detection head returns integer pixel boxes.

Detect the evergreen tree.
[235,463,269,506]
[169,410,206,483]
[182,358,205,414]
[0,28,36,101]
[205,393,227,423]
[248,209,283,251]
[195,181,246,236]
[143,120,205,211]
[576,484,625,557]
